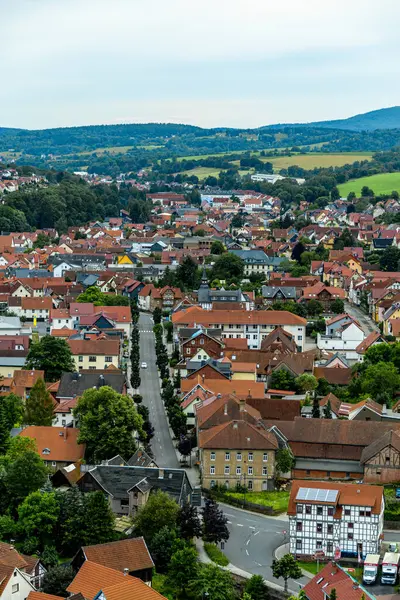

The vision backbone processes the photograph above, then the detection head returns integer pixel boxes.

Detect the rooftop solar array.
[296,487,339,503]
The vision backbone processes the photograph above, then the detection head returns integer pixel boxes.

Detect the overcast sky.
[2,0,400,130]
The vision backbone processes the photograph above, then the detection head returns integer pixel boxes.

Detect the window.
[386,456,390,464]
[327,524,333,534]
[248,452,253,462]
[327,542,333,553]
[348,533,354,540]
[42,448,50,455]
[225,452,230,461]
[262,466,268,476]
[105,356,112,362]
[317,506,323,516]
[236,452,242,461]
[236,466,241,475]
[78,355,83,362]
[12,584,19,594]
[248,480,253,490]
[306,470,310,475]
[298,335,303,341]
[263,453,268,462]
[296,522,302,532]
[210,466,215,475]
[297,504,303,514]
[296,540,302,550]
[210,480,216,488]
[346,472,350,478]
[210,452,216,461]
[248,466,253,476]
[344,508,351,516]
[89,355,96,362]
[121,498,129,507]
[51,461,57,467]
[186,348,191,355]
[316,541,323,549]
[366,510,371,517]
[348,522,353,529]
[62,420,66,427]
[224,466,230,475]
[200,338,204,345]
[316,523,322,533]
[326,471,331,477]
[328,507,334,516]
[306,505,311,515]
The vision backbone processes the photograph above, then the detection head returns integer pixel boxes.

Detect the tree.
[24,378,54,426]
[130,363,141,389]
[202,498,229,544]
[149,526,179,572]
[177,503,202,540]
[82,491,115,546]
[331,299,344,314]
[74,386,144,462]
[211,253,245,282]
[153,306,162,325]
[380,246,400,272]
[41,565,75,598]
[275,448,294,475]
[175,256,198,290]
[333,228,355,251]
[245,574,269,600]
[177,436,192,461]
[323,400,332,419]
[18,491,60,550]
[271,554,302,594]
[0,403,10,455]
[189,564,234,600]
[291,242,306,263]
[26,336,75,382]
[1,393,23,430]
[361,186,374,197]
[307,300,324,316]
[57,485,85,555]
[6,451,48,504]
[360,362,400,401]
[211,240,225,255]
[312,396,320,419]
[295,374,317,394]
[270,369,296,391]
[40,546,59,570]
[133,489,179,543]
[330,589,337,600]
[167,545,199,598]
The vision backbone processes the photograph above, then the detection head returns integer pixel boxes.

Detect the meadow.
[265,152,372,170]
[338,172,400,196]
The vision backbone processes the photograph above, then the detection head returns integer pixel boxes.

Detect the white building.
[288,481,384,559]
[317,321,365,360]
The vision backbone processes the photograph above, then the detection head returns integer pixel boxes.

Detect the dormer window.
[42,448,50,455]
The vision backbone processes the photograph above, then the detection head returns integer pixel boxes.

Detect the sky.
[2,0,400,130]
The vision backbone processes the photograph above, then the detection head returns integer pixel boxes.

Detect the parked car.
[141,362,147,368]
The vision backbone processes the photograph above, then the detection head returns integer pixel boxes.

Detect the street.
[138,313,179,468]
[344,301,379,335]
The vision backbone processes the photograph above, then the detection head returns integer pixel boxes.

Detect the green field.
[338,172,400,196]
[225,490,290,513]
[182,166,222,179]
[266,152,372,170]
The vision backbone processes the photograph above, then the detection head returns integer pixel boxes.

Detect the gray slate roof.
[262,286,296,299]
[57,371,125,399]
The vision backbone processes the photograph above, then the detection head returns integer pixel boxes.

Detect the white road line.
[255,561,262,566]
[237,524,244,527]
[245,518,258,523]
[245,549,249,555]
[254,531,260,536]
[224,513,235,518]
[227,521,232,524]
[246,540,250,546]
[249,526,256,530]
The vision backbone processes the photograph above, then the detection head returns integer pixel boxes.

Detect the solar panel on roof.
[296,487,339,503]
[326,489,339,502]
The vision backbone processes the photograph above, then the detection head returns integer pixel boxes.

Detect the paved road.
[222,504,400,592]
[344,301,379,335]
[138,313,179,468]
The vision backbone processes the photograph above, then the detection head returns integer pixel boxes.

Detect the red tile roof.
[19,426,85,463]
[82,537,154,573]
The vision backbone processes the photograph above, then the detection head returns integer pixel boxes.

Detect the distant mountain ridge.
[265,106,400,132]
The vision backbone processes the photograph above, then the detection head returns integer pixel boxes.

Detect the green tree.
[271,554,302,593]
[177,503,202,540]
[18,491,59,550]
[331,299,345,314]
[133,489,180,544]
[307,300,324,316]
[202,498,229,544]
[295,374,318,394]
[6,451,48,504]
[148,526,179,573]
[189,564,234,600]
[153,306,162,324]
[323,400,332,419]
[40,545,59,570]
[26,336,75,382]
[245,574,269,600]
[82,491,115,546]
[275,448,295,475]
[211,253,244,281]
[175,256,199,290]
[168,545,199,598]
[75,386,143,462]
[57,484,85,555]
[312,396,320,419]
[333,228,355,250]
[330,588,337,600]
[380,246,400,272]
[1,394,23,430]
[41,565,75,598]
[211,240,225,255]
[0,403,10,455]
[270,369,296,391]
[360,362,400,401]
[24,378,54,426]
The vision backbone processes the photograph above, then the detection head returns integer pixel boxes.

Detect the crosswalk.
[139,330,153,333]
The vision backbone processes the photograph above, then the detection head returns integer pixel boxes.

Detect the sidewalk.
[275,543,312,580]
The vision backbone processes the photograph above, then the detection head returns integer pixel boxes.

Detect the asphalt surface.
[138,313,179,468]
[344,301,379,335]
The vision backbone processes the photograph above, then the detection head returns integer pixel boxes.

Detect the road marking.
[255,561,262,566]
[254,531,259,536]
[245,549,249,555]
[227,521,232,524]
[237,524,243,527]
[249,526,256,530]
[245,518,258,523]
[224,513,235,518]
[246,540,250,546]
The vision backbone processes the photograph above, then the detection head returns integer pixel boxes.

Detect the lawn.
[264,152,372,170]
[182,166,222,179]
[224,490,290,513]
[338,172,400,197]
[204,542,229,566]
[297,561,324,575]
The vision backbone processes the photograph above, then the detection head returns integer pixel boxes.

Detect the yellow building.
[67,339,120,371]
[199,419,278,491]
[117,255,134,265]
[230,362,257,382]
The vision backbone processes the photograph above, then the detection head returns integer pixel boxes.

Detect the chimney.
[224,402,228,416]
[239,399,246,413]
[124,568,129,576]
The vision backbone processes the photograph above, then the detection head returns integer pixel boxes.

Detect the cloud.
[1,0,400,128]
